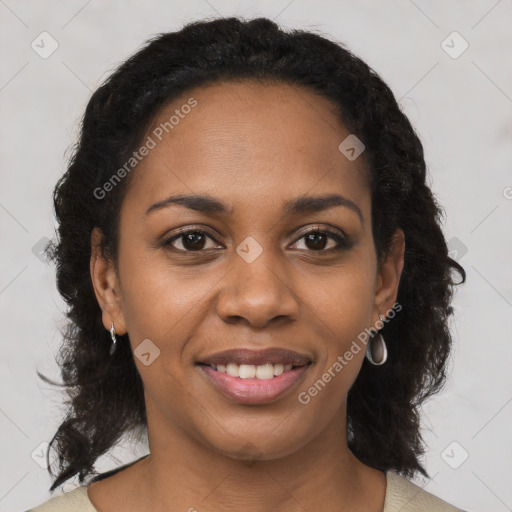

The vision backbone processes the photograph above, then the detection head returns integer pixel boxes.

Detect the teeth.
[226,363,239,377]
[211,362,299,379]
[273,363,284,376]
[256,364,274,380]
[239,364,256,379]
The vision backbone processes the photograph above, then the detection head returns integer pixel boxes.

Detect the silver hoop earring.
[109,322,117,356]
[366,314,388,365]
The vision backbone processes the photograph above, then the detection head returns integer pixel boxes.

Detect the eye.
[290,227,350,252]
[163,226,351,254]
[164,229,221,252]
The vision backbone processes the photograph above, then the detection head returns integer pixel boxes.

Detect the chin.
[199,421,313,463]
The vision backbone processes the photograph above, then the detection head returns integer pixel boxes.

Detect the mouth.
[196,348,313,404]
[199,361,303,379]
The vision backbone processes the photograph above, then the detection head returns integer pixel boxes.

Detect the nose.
[216,249,299,329]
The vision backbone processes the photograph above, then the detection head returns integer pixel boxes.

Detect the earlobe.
[90,227,127,335]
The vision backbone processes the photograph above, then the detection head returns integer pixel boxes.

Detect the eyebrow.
[145,193,363,225]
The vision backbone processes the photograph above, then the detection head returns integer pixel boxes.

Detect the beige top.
[27,471,467,511]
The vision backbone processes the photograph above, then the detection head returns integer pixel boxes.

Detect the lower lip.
[199,364,310,404]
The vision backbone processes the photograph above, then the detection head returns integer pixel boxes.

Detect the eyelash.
[163,226,350,254]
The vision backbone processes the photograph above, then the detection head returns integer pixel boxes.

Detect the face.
[91,80,404,461]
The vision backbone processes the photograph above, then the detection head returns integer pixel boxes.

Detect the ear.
[373,228,405,323]
[90,227,127,335]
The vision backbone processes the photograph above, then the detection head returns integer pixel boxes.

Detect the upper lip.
[198,348,313,367]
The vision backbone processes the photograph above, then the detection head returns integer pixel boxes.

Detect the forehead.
[122,80,370,219]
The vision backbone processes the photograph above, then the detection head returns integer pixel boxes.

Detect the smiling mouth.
[197,362,312,405]
[196,347,313,404]
[198,362,310,380]
[199,363,311,380]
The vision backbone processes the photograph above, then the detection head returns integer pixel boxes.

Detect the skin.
[89,80,405,512]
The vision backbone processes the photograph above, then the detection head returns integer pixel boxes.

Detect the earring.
[366,314,388,365]
[109,322,117,356]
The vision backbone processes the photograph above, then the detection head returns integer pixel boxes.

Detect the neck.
[132,404,386,511]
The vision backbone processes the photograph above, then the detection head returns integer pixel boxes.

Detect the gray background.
[1,1,511,511]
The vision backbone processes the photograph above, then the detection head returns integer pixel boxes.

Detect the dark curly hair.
[38,15,466,492]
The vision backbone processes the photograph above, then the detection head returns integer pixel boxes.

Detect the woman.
[28,16,468,512]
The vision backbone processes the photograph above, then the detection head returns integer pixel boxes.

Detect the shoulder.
[384,471,468,512]
[27,454,149,512]
[26,486,97,512]
[26,470,469,512]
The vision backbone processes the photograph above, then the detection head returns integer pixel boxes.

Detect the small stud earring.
[109,322,117,356]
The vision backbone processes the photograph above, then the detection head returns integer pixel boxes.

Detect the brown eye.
[163,226,350,254]
[304,232,329,250]
[165,230,219,252]
[291,228,350,252]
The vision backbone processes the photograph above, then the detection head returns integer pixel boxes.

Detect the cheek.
[307,261,375,342]
[294,282,372,421]
[302,257,375,391]
[117,242,209,341]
